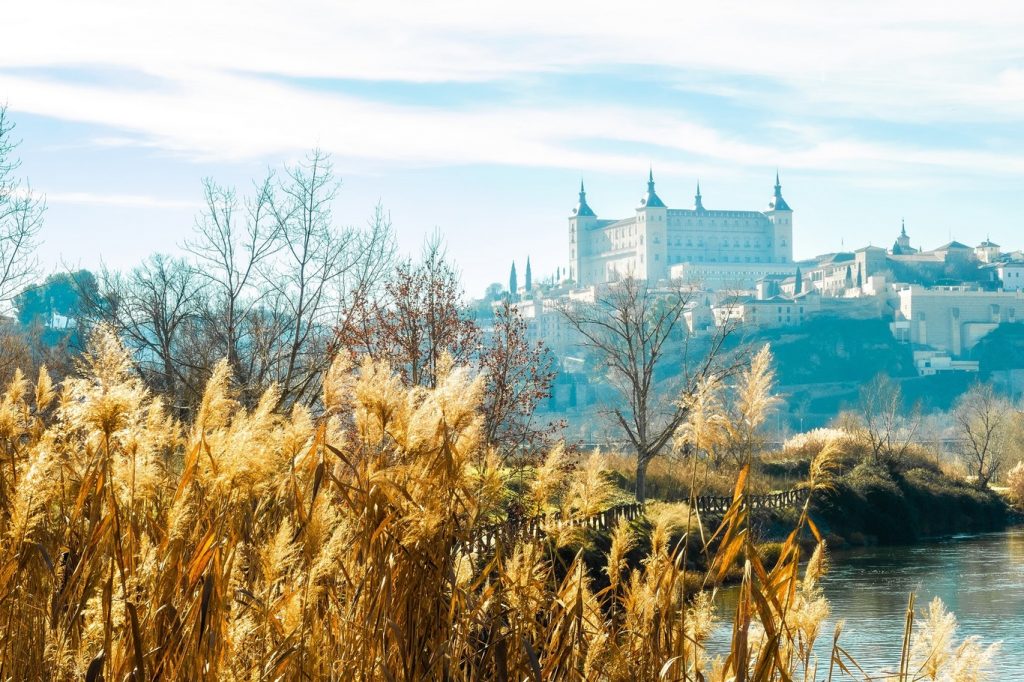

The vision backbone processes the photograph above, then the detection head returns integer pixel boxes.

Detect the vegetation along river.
[711,526,1024,677]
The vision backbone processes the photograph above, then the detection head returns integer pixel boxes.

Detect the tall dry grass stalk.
[0,328,998,680]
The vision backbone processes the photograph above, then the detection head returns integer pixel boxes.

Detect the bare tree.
[859,374,921,468]
[556,278,737,501]
[84,255,205,415]
[259,149,358,408]
[337,203,397,320]
[0,107,44,305]
[184,176,281,393]
[184,151,396,409]
[342,235,478,389]
[953,382,1014,489]
[479,299,560,462]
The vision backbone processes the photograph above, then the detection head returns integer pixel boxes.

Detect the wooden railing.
[693,487,810,517]
[467,487,809,557]
[467,503,645,558]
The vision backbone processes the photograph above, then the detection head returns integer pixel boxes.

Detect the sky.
[2,1,1024,296]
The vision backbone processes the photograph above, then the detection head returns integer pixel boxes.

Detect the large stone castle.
[568,172,794,288]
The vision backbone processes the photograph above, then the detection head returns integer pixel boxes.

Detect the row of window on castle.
[651,235,786,248]
[655,254,786,264]
[639,215,783,227]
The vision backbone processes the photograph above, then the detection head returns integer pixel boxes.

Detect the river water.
[710,526,1024,678]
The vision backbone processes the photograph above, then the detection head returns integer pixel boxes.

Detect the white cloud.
[5,1,1024,113]
[43,191,201,209]
[1,1,1023,180]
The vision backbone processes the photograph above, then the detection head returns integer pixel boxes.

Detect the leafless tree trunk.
[953,382,1013,489]
[83,255,205,416]
[341,234,476,390]
[184,176,281,404]
[261,149,352,408]
[859,374,921,469]
[0,107,44,306]
[184,151,396,409]
[556,278,738,501]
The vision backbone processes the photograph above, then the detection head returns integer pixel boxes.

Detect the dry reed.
[0,327,998,680]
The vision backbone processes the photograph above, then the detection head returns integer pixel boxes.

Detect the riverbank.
[594,448,1011,584]
[810,457,1008,546]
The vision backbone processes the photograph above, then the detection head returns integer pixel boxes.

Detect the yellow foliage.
[0,331,999,681]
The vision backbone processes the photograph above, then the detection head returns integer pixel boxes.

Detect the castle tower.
[766,171,793,264]
[694,181,705,212]
[636,169,668,281]
[891,218,917,255]
[569,180,597,285]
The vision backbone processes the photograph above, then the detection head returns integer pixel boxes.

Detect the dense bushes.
[813,459,1006,545]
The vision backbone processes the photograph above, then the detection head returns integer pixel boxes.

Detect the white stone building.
[980,261,1024,291]
[892,285,1024,356]
[567,173,794,289]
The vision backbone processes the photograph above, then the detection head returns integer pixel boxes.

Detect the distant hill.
[738,316,977,427]
[740,316,916,385]
[545,314,1020,436]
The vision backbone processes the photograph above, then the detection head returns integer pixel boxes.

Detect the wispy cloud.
[2,1,1024,188]
[43,191,201,210]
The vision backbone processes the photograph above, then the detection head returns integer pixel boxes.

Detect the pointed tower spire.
[695,180,704,211]
[895,218,912,253]
[769,170,791,211]
[639,168,665,208]
[572,179,595,217]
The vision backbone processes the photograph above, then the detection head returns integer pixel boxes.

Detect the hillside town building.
[488,177,1024,387]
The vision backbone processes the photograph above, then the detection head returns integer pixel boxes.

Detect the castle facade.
[568,172,794,288]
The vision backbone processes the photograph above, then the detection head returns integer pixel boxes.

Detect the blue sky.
[3,1,1024,295]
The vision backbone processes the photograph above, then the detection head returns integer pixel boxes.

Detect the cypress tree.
[525,256,532,292]
[509,261,518,297]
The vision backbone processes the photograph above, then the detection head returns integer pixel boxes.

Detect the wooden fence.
[693,487,810,517]
[467,487,809,557]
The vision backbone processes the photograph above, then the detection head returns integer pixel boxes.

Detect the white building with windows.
[892,285,1024,356]
[567,172,795,289]
[980,261,1024,291]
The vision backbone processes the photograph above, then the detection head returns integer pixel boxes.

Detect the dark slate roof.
[816,251,855,264]
[935,241,971,250]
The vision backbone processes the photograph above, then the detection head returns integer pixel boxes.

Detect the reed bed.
[0,328,998,680]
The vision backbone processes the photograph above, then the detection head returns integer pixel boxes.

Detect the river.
[710,526,1024,678]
